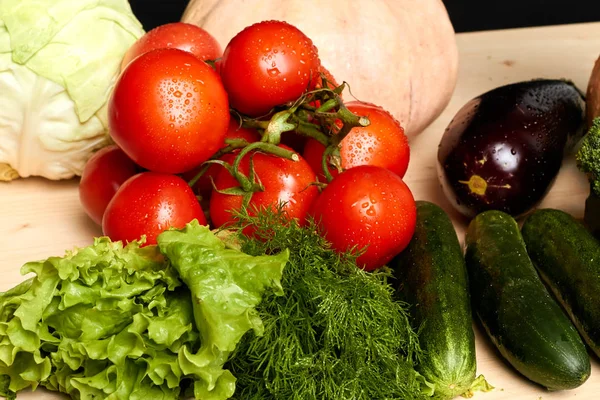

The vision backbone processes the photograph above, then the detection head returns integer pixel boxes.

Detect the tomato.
[109,48,230,174]
[303,101,410,181]
[121,22,222,70]
[182,118,261,198]
[219,20,321,117]
[309,165,417,271]
[209,145,319,231]
[102,172,206,245]
[78,145,139,225]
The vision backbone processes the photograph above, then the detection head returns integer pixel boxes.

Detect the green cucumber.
[522,208,600,357]
[391,201,476,399]
[465,210,590,391]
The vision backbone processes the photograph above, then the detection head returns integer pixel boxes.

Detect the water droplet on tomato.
[366,207,376,216]
[267,67,280,76]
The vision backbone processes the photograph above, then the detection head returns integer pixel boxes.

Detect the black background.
[129,0,600,33]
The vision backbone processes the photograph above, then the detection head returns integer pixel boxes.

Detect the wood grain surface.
[2,21,600,399]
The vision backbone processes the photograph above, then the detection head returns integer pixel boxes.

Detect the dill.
[225,209,427,400]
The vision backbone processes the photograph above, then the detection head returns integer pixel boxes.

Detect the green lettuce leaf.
[0,220,288,400]
[157,222,288,400]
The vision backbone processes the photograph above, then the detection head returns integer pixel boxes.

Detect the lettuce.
[0,221,287,399]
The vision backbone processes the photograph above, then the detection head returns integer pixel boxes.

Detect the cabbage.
[0,0,145,181]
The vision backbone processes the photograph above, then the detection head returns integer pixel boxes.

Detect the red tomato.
[109,48,230,174]
[182,118,261,198]
[78,145,139,225]
[309,165,417,271]
[209,145,319,231]
[303,102,410,181]
[219,20,321,117]
[121,22,222,70]
[103,172,206,245]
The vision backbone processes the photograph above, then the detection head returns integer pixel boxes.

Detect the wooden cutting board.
[2,21,600,400]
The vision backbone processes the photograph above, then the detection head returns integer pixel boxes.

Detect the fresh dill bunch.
[225,208,427,400]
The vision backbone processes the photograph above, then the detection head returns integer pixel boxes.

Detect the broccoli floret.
[576,117,600,196]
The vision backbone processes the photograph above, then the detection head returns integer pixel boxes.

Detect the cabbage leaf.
[0,0,145,181]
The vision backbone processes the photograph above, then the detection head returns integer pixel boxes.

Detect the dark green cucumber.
[465,210,590,391]
[391,201,476,399]
[522,208,600,358]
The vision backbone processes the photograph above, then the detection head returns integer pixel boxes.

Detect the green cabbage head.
[0,0,145,181]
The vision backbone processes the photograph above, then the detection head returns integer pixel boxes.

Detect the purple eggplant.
[437,79,586,219]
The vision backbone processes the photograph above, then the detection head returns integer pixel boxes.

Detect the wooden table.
[2,21,600,400]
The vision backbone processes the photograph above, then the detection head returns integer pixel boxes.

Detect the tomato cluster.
[79,21,416,271]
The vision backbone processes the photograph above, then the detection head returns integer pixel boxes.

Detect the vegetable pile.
[181,0,460,138]
[6,5,600,400]
[0,212,433,399]
[79,19,417,272]
[431,73,600,394]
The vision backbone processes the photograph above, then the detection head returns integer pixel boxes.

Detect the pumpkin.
[181,0,459,138]
[587,56,600,127]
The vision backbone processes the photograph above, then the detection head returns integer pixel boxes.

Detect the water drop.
[267,67,280,76]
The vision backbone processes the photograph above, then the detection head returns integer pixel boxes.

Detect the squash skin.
[587,56,600,128]
[182,0,459,138]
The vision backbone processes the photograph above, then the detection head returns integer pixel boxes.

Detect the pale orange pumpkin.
[181,0,459,138]
[587,56,600,127]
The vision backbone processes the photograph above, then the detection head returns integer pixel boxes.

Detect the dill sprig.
[225,209,427,400]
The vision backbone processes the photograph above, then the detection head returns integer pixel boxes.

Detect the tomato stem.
[293,118,330,146]
[229,141,299,192]
[263,110,296,144]
[187,139,250,188]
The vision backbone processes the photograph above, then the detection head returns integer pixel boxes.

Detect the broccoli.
[576,117,600,196]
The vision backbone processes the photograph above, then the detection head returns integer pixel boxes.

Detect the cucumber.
[465,210,590,391]
[522,208,600,357]
[391,201,476,399]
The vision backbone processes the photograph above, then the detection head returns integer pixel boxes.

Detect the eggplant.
[437,79,586,219]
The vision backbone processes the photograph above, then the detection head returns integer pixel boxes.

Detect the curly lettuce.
[0,221,287,399]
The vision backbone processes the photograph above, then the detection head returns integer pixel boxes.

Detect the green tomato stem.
[187,139,250,188]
